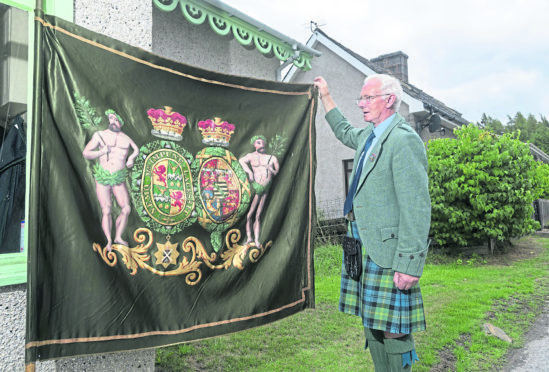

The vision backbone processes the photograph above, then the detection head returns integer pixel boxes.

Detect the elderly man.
[314,74,431,371]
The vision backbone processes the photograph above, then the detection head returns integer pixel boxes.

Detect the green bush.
[427,124,541,247]
[534,162,549,199]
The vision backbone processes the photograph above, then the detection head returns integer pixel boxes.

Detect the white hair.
[364,74,403,112]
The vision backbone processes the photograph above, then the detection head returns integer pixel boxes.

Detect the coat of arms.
[77,98,286,285]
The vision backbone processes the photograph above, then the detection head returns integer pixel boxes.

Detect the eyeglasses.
[355,94,390,105]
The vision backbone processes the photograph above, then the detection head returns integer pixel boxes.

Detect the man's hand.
[313,76,336,113]
[313,76,330,97]
[393,271,419,291]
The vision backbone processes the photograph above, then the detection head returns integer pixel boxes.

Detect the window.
[0,0,72,287]
[0,2,29,286]
[343,158,354,197]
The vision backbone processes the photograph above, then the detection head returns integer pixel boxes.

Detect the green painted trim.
[0,0,34,11]
[0,0,71,288]
[0,253,27,286]
[43,0,73,21]
[23,11,33,288]
[179,1,206,25]
[153,0,313,71]
[207,13,230,36]
[154,0,178,12]
[0,0,74,17]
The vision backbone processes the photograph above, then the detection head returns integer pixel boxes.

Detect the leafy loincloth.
[252,180,272,196]
[93,163,128,186]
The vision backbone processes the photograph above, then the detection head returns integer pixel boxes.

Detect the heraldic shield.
[132,140,196,234]
[193,118,252,252]
[193,147,252,252]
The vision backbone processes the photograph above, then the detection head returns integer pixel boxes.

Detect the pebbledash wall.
[0,0,301,370]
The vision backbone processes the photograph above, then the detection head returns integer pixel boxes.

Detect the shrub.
[427,125,541,247]
[534,162,549,199]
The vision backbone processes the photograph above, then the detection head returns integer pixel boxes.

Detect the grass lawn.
[156,235,549,371]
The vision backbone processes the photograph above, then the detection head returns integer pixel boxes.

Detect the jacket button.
[399,253,403,257]
[391,233,395,238]
[410,255,414,259]
[420,253,425,257]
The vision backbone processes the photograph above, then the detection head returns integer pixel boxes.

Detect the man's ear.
[385,94,396,108]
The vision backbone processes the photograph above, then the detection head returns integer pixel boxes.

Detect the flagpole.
[25,0,44,370]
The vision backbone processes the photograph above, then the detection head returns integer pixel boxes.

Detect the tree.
[482,111,549,154]
[427,124,542,247]
[478,113,504,135]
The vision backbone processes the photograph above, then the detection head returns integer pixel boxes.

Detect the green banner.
[26,15,316,363]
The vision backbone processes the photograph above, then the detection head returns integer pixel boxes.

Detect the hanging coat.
[0,115,26,253]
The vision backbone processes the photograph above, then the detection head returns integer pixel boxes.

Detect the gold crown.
[147,106,187,141]
[198,117,235,147]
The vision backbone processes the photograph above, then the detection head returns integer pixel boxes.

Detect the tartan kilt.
[339,254,426,334]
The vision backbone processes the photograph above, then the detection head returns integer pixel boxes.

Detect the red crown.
[147,106,187,141]
[198,117,235,147]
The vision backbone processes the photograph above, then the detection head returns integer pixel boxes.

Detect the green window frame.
[0,0,72,287]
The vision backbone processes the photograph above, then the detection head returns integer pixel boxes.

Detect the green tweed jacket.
[325,108,431,277]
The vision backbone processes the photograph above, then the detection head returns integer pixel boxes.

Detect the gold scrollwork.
[93,228,271,285]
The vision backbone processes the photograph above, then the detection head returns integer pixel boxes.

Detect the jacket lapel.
[349,125,374,179]
[356,114,404,193]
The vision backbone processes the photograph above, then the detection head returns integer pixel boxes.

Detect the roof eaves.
[529,143,549,164]
[154,0,321,71]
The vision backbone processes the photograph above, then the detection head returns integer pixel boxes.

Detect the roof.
[301,28,470,126]
[529,143,549,164]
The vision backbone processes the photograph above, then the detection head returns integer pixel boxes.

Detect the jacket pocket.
[380,227,398,242]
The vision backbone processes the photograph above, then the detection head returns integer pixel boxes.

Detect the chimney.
[370,51,408,83]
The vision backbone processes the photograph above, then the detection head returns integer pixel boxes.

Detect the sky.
[225,0,549,124]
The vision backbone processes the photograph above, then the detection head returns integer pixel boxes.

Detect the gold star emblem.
[154,238,179,268]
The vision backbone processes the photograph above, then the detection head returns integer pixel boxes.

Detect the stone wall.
[0,284,156,371]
